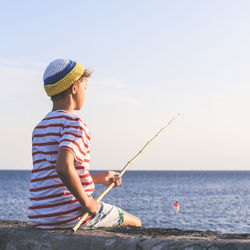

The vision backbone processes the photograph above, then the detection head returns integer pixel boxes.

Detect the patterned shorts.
[80,201,124,229]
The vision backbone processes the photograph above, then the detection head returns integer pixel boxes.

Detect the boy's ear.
[71,83,78,94]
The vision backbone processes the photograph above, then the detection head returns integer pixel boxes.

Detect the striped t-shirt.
[28,110,94,228]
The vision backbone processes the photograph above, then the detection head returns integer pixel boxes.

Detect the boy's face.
[73,77,88,110]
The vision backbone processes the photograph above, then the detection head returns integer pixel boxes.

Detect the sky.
[0,0,249,170]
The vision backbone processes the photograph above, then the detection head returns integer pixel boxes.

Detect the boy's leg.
[122,210,141,227]
[80,202,141,229]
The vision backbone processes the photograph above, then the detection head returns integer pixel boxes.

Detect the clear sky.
[1,0,249,170]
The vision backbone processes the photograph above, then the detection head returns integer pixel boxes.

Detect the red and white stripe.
[28,110,94,228]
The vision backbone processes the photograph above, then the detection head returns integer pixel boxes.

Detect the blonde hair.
[82,68,93,78]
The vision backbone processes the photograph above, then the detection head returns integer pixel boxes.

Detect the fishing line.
[173,170,180,215]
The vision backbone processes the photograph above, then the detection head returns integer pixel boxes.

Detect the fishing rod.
[72,113,181,233]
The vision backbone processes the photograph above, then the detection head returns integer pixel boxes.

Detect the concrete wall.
[0,220,250,250]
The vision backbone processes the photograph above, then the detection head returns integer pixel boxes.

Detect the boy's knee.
[122,211,142,227]
[135,217,142,227]
[132,216,142,227]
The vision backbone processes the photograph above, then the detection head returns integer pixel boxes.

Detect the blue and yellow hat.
[43,59,85,96]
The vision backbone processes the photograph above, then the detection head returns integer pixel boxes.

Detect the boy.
[28,59,141,229]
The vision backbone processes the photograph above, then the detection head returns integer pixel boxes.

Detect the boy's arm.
[91,171,122,187]
[56,148,99,215]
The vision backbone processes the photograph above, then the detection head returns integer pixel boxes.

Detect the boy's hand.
[91,171,122,187]
[82,198,100,215]
[103,171,122,187]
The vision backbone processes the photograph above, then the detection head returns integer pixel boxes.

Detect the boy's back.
[28,110,94,228]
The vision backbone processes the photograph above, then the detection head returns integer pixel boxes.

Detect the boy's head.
[43,59,92,99]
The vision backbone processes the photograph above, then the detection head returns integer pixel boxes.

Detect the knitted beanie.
[43,59,85,97]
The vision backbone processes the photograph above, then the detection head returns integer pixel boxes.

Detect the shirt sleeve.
[59,119,90,163]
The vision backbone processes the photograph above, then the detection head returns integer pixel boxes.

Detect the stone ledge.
[0,220,250,250]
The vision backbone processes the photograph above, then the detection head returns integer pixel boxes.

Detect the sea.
[0,170,249,233]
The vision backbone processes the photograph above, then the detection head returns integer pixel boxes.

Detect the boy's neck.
[52,97,74,114]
